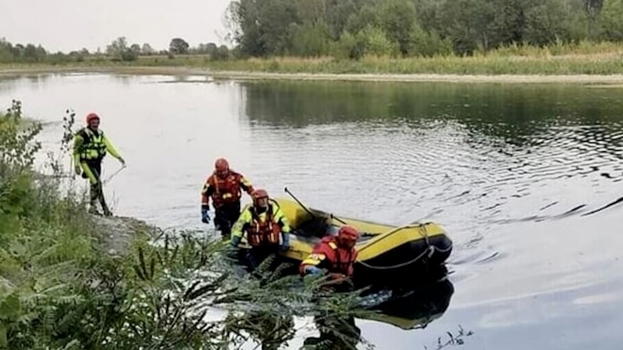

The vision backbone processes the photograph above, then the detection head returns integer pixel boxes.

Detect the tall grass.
[2,41,623,75]
[133,41,623,74]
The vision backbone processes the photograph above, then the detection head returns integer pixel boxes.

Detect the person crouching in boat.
[201,158,254,239]
[300,225,359,290]
[300,225,362,349]
[230,189,290,272]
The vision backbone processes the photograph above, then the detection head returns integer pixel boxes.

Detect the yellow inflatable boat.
[273,198,453,287]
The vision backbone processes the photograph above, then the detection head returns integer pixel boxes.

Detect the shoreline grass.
[2,42,623,83]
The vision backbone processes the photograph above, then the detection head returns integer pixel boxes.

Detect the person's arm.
[240,175,254,195]
[201,177,214,208]
[274,207,291,233]
[72,133,84,165]
[299,244,328,276]
[230,209,251,247]
[200,178,215,223]
[274,207,291,250]
[347,250,358,277]
[102,135,124,163]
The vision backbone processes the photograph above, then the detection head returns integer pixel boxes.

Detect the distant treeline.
[0,37,231,64]
[227,0,623,58]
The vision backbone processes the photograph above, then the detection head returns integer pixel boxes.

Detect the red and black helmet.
[85,113,100,124]
[214,158,229,172]
[251,188,269,205]
[338,225,359,245]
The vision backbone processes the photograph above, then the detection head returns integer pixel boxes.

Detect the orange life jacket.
[314,237,358,276]
[208,171,244,208]
[246,204,281,247]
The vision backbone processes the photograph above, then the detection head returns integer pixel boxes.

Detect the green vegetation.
[227,0,623,58]
[160,43,623,75]
[0,101,371,349]
[3,44,623,75]
[3,0,623,75]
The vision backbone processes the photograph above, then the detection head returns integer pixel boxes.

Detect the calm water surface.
[1,74,622,349]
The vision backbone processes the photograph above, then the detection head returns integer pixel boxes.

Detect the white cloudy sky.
[0,0,233,52]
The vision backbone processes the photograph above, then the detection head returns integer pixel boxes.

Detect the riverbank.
[3,65,623,85]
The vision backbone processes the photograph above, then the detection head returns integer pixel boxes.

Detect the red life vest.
[315,237,358,276]
[246,204,281,247]
[208,171,244,208]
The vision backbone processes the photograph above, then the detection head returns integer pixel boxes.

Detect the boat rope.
[357,244,453,270]
[358,246,432,270]
[356,224,424,254]
[420,223,431,248]
[357,223,452,270]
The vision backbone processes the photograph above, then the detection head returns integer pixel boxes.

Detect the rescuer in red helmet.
[300,225,359,281]
[200,157,254,239]
[73,112,125,216]
[230,188,291,271]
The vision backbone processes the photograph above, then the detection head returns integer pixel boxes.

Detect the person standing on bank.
[73,113,125,216]
[201,158,254,239]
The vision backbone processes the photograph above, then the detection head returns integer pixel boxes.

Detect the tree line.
[0,37,231,63]
[227,0,623,58]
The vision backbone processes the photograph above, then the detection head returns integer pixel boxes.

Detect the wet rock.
[89,215,162,255]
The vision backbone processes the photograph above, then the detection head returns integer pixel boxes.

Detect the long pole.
[102,164,127,185]
[284,187,316,219]
[284,187,348,225]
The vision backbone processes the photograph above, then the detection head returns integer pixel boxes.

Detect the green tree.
[169,38,190,54]
[356,25,398,56]
[130,43,141,55]
[524,0,586,45]
[214,45,231,60]
[600,0,623,40]
[379,0,418,55]
[344,4,382,35]
[141,43,155,55]
[332,31,364,59]
[437,0,496,54]
[409,26,453,56]
[23,44,45,62]
[325,0,360,39]
[584,0,605,38]
[228,0,300,56]
[106,37,137,61]
[106,37,128,57]
[290,22,332,56]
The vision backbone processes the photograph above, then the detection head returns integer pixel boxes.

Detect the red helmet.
[251,188,269,205]
[338,225,359,245]
[214,158,229,172]
[86,113,100,124]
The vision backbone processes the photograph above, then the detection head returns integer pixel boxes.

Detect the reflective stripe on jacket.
[72,127,122,164]
[75,128,106,160]
[231,202,290,247]
[300,236,358,276]
[201,171,253,208]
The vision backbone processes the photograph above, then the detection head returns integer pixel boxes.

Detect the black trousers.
[80,159,110,214]
[245,245,281,272]
[214,201,241,238]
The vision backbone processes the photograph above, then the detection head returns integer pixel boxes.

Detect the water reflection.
[366,278,454,330]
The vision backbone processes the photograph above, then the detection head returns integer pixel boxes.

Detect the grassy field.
[1,42,623,80]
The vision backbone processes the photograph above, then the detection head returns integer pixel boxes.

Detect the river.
[1,73,622,349]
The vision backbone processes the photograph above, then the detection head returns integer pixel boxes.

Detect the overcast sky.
[0,0,233,52]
